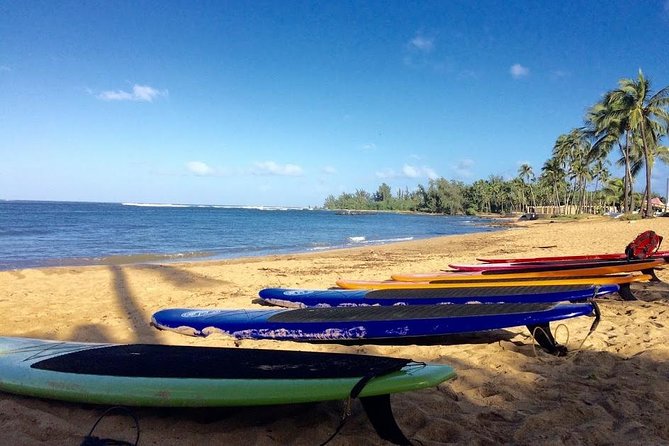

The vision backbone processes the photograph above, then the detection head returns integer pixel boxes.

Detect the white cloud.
[402,165,420,178]
[322,166,337,175]
[375,168,396,179]
[361,143,377,151]
[186,161,214,176]
[510,64,530,79]
[376,164,438,180]
[408,33,435,53]
[97,84,168,102]
[423,167,439,180]
[252,161,303,176]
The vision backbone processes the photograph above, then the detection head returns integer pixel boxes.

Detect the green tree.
[606,70,669,217]
[374,183,392,203]
[587,94,634,212]
[602,177,625,210]
[517,163,537,210]
[540,157,566,212]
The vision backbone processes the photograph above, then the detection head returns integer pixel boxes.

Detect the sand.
[1,216,668,445]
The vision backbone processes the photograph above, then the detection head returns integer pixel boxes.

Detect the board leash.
[530,299,601,362]
[320,362,427,446]
[80,406,140,446]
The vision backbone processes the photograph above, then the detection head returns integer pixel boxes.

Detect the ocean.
[0,201,498,270]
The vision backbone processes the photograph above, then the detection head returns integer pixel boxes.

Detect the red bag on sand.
[625,230,663,259]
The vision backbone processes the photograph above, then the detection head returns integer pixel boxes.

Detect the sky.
[2,0,669,207]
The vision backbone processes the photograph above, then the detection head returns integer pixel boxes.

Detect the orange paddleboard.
[336,273,651,290]
[391,260,664,282]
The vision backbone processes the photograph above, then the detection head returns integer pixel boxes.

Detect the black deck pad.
[31,344,411,379]
[368,285,593,298]
[269,303,556,323]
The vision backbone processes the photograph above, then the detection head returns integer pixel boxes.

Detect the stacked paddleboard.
[152,248,661,355]
[151,250,663,356]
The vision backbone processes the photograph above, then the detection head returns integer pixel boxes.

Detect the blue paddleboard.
[152,302,595,344]
[258,284,618,308]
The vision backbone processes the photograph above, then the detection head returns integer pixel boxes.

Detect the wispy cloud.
[376,164,438,180]
[252,161,303,176]
[322,166,337,175]
[186,161,215,176]
[408,33,435,53]
[551,69,571,79]
[510,63,530,79]
[361,143,377,151]
[0,65,11,72]
[97,84,168,102]
[453,158,474,177]
[403,31,459,75]
[403,32,436,69]
[458,69,480,80]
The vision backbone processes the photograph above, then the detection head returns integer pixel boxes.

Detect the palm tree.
[606,70,669,217]
[590,159,610,211]
[602,177,625,211]
[540,157,566,213]
[553,129,592,213]
[517,163,537,211]
[587,98,634,212]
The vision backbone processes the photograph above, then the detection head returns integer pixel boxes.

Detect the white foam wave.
[309,246,335,251]
[122,203,307,210]
[353,236,414,244]
[122,202,190,208]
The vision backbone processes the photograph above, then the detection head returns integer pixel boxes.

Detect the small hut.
[650,197,666,214]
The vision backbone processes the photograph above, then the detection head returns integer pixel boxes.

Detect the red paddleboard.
[477,250,669,264]
[448,258,665,273]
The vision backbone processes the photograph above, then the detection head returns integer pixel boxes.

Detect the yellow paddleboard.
[336,273,651,290]
[391,259,664,282]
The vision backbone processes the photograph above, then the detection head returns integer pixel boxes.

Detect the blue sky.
[2,0,669,207]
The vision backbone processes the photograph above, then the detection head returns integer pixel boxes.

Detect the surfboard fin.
[526,323,568,356]
[641,268,661,283]
[321,363,415,445]
[618,283,637,301]
[361,394,413,445]
[527,301,601,356]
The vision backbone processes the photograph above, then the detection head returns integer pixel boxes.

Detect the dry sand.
[1,216,668,445]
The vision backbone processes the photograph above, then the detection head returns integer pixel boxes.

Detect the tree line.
[324,70,669,217]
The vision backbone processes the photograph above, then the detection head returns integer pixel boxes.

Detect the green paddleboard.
[0,336,456,407]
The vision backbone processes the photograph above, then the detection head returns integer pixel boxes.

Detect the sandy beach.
[1,216,669,445]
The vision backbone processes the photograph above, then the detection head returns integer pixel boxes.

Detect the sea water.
[0,201,498,270]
